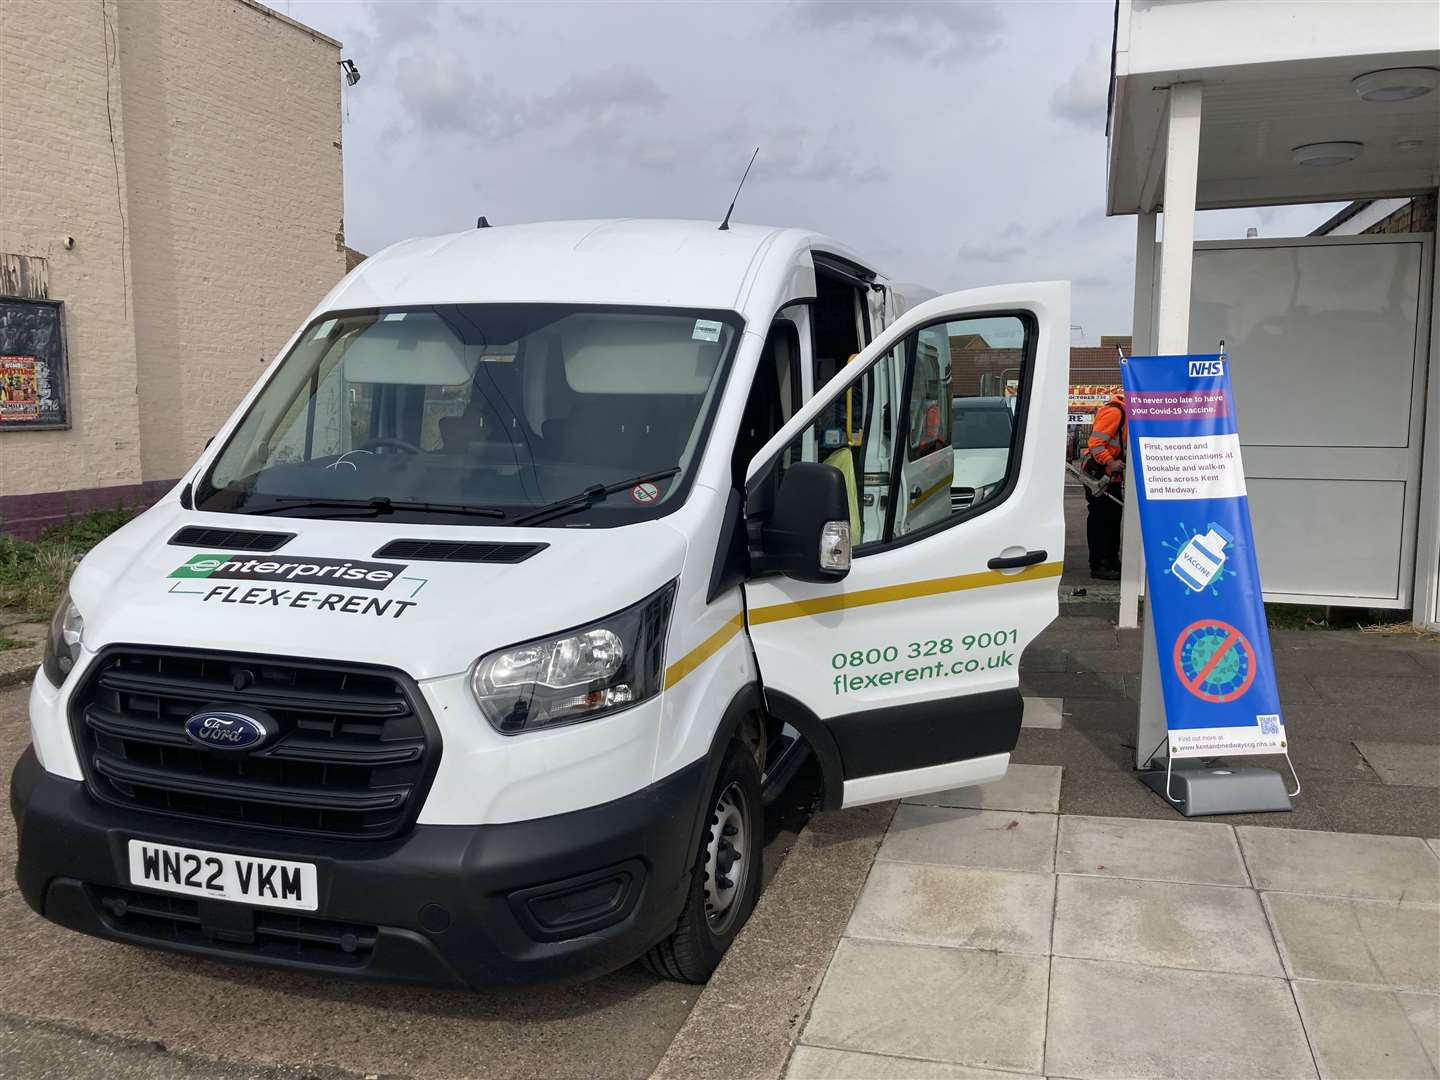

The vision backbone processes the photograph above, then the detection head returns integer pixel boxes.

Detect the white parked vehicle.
[950,395,1016,513]
[12,220,1067,987]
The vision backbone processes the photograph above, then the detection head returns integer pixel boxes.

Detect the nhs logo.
[1188,359,1224,377]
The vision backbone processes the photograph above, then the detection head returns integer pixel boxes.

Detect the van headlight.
[470,582,676,734]
[42,588,85,686]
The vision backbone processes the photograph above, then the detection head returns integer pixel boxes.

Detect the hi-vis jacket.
[1086,393,1126,467]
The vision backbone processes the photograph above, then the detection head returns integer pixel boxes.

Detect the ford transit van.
[11,220,1067,987]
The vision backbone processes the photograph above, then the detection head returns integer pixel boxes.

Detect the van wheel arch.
[759,689,845,811]
[684,684,846,866]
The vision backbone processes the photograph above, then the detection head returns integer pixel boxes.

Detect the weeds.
[0,507,138,619]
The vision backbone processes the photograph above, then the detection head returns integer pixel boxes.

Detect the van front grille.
[91,885,378,968]
[70,648,440,840]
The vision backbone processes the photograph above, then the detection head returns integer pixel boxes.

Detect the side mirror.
[759,462,852,583]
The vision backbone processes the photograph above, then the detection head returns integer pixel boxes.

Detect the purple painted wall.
[0,479,178,539]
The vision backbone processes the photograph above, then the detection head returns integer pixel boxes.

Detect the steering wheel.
[357,436,421,455]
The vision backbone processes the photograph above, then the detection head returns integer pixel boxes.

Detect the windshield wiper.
[244,496,507,519]
[509,469,681,527]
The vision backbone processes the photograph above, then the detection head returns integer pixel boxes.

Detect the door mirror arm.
[747,462,852,583]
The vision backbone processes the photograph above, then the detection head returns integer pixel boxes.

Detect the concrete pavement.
[788,769,1440,1079]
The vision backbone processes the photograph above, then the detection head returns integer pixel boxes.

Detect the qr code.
[1257,715,1281,736]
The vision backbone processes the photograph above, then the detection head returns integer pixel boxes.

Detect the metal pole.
[1135,82,1202,769]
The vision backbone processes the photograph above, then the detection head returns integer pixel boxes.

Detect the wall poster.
[0,298,68,430]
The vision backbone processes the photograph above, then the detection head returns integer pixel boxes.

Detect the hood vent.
[169,526,295,552]
[372,539,548,564]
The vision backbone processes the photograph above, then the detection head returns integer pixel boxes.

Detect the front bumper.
[10,747,703,989]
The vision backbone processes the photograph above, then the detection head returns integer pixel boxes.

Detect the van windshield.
[952,400,1014,450]
[197,305,741,524]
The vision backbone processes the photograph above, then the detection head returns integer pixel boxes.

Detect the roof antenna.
[476,216,491,229]
[718,147,759,232]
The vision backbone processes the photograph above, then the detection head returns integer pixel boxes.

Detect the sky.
[286,0,1345,344]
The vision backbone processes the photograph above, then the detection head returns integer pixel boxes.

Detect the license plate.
[127,839,318,911]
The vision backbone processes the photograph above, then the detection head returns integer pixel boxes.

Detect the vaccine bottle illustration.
[1171,523,1234,593]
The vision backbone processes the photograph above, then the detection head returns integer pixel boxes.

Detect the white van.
[12,220,1067,987]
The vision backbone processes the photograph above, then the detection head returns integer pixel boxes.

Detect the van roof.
[322,219,878,319]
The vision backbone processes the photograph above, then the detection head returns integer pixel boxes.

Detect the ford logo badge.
[183,708,273,751]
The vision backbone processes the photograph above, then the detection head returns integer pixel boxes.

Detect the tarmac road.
[0,684,818,1079]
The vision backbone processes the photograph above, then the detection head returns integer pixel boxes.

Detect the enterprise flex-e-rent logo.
[168,554,422,619]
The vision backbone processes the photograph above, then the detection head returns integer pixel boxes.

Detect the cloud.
[956,242,1025,263]
[1050,43,1110,129]
[395,61,668,143]
[789,0,1003,62]
[703,123,891,186]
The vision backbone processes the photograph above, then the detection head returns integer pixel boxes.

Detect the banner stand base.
[1141,757,1292,817]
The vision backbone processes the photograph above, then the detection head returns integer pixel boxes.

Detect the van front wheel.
[643,740,762,983]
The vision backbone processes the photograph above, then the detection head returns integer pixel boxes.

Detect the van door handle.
[987,549,1047,570]
[909,485,923,501]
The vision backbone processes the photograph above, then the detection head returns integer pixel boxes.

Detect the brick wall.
[0,0,145,498]
[1363,193,1438,236]
[118,0,346,483]
[0,0,345,515]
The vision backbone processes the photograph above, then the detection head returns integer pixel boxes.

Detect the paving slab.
[877,806,1057,874]
[1055,696,1138,735]
[1309,674,1438,708]
[1271,646,1431,677]
[1057,767,1204,821]
[1013,727,1132,774]
[1066,648,1141,674]
[1430,838,1440,859]
[847,862,1054,955]
[1052,874,1282,977]
[803,938,1049,1074]
[1307,777,1440,839]
[1264,891,1440,992]
[1355,741,1440,788]
[1021,696,1064,728]
[1019,671,1128,700]
[906,763,1062,813]
[1292,982,1439,1080]
[1237,826,1440,902]
[1044,956,1316,1080]
[1279,737,1380,782]
[654,802,896,1080]
[1283,702,1440,742]
[786,1045,1038,1079]
[1056,815,1249,886]
[1019,645,1070,673]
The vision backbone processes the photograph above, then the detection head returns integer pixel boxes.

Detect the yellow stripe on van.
[664,612,744,689]
[747,561,1063,625]
[907,475,951,511]
[664,561,1061,688]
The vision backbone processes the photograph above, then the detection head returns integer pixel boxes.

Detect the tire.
[643,739,763,983]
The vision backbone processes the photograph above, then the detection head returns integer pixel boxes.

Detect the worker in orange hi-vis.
[1081,390,1126,581]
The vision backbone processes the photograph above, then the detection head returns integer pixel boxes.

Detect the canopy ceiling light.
[1352,68,1439,102]
[1292,141,1364,167]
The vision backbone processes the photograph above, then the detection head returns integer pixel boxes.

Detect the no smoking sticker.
[630,482,661,505]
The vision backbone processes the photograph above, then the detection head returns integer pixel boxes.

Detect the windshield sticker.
[692,319,722,343]
[630,482,661,505]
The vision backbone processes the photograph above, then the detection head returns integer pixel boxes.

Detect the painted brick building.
[0,0,347,535]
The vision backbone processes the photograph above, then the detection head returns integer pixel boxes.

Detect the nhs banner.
[1122,354,1286,759]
